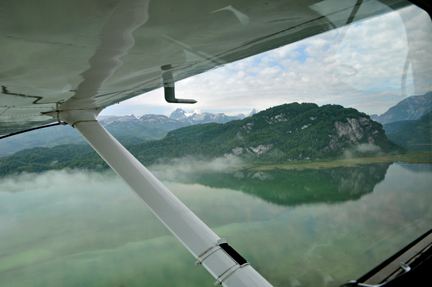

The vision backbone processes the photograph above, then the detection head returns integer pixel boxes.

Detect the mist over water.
[149,155,244,181]
[1,163,432,287]
[342,143,383,159]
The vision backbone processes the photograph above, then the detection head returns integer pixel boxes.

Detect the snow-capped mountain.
[99,108,257,127]
[168,108,254,124]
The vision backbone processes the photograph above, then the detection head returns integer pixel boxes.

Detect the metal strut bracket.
[195,238,227,266]
[162,64,197,104]
[195,238,251,286]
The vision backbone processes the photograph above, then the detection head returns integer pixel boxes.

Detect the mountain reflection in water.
[0,163,431,287]
[155,163,391,206]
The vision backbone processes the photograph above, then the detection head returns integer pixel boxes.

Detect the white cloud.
[102,5,432,117]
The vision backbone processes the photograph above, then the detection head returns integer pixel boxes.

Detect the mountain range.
[0,103,404,176]
[384,110,432,151]
[371,91,432,124]
[368,91,432,152]
[1,90,431,162]
[168,108,254,124]
[0,109,256,157]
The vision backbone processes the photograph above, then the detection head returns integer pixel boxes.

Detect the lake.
[1,162,431,287]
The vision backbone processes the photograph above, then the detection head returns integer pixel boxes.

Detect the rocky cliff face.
[327,117,377,151]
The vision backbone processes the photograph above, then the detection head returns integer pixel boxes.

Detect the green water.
[0,163,431,287]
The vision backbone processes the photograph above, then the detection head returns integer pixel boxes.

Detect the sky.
[102,4,432,118]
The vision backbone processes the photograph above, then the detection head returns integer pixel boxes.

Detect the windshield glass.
[0,1,431,287]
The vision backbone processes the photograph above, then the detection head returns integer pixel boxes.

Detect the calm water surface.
[0,162,431,287]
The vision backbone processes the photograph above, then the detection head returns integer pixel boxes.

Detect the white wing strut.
[54,110,273,287]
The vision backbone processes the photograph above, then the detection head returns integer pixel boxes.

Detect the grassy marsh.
[243,151,432,171]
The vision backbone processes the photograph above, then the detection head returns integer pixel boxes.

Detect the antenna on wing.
[162,65,197,104]
[0,101,68,140]
[0,123,62,140]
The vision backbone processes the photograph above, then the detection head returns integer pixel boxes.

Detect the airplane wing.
[1,0,429,286]
[0,0,416,135]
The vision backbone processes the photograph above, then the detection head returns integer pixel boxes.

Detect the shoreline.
[240,151,432,171]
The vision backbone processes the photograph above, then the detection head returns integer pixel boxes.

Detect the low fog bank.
[342,143,384,159]
[0,155,243,194]
[149,155,244,182]
[0,169,118,193]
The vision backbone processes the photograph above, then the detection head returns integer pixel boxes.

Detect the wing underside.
[0,0,413,134]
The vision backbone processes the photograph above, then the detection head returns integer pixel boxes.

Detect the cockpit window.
[0,2,431,287]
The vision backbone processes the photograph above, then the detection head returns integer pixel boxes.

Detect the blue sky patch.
[292,44,309,63]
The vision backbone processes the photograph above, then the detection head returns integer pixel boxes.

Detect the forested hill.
[138,103,402,162]
[0,103,405,176]
[384,110,432,151]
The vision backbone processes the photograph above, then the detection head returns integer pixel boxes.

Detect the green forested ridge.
[385,110,432,151]
[0,103,405,176]
[0,144,102,175]
[150,103,403,162]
